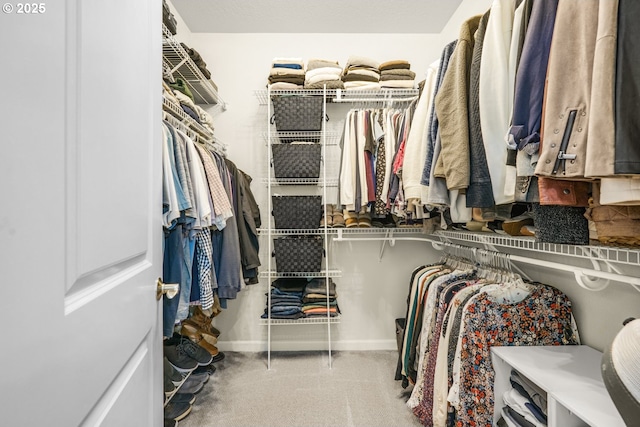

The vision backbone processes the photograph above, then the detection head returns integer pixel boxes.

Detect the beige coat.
[433,15,481,190]
[585,0,618,178]
[535,0,599,180]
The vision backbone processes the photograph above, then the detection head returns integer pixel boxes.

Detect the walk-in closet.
[3,0,640,426]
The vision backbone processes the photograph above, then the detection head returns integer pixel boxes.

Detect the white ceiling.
[170,0,463,34]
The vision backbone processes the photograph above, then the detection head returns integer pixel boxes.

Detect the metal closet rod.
[333,233,640,292]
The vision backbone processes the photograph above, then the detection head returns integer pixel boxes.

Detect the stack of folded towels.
[341,55,381,90]
[379,60,416,89]
[261,278,306,320]
[301,278,339,318]
[268,58,305,90]
[304,59,344,90]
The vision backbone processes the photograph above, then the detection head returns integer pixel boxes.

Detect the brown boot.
[184,306,221,345]
[180,323,219,357]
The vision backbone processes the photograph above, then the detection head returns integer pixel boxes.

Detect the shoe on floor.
[194,364,216,376]
[164,419,178,427]
[164,401,192,422]
[177,336,214,366]
[181,323,219,354]
[178,376,205,395]
[187,371,209,385]
[171,392,196,405]
[164,373,177,396]
[164,344,198,373]
[212,351,225,364]
[164,358,183,384]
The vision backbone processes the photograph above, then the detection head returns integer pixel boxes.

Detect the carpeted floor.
[179,350,422,427]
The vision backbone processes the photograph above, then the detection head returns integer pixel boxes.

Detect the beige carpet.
[178,351,422,427]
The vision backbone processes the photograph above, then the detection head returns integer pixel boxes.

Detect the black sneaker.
[164,374,176,396]
[171,393,196,405]
[187,371,209,385]
[177,336,213,366]
[164,401,192,422]
[164,358,183,385]
[211,351,225,364]
[177,376,205,395]
[164,419,177,427]
[164,344,198,372]
[194,364,216,375]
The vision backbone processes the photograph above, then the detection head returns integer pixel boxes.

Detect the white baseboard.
[216,339,397,352]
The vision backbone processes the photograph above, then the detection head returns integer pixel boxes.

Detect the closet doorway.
[1,1,164,426]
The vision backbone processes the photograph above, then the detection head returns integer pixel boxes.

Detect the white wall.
[170,0,640,354]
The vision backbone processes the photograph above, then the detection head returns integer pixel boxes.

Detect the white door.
[0,1,163,426]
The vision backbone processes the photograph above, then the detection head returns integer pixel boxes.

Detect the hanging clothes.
[396,257,580,427]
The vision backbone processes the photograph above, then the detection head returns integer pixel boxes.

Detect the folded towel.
[268,75,305,85]
[344,81,381,90]
[272,57,304,66]
[304,80,345,90]
[269,67,305,77]
[173,89,197,111]
[308,60,340,71]
[379,79,415,88]
[381,69,416,78]
[345,68,380,80]
[380,74,415,81]
[345,55,380,70]
[269,82,304,90]
[306,73,341,85]
[379,60,411,71]
[343,73,379,83]
[273,63,303,70]
[306,67,343,80]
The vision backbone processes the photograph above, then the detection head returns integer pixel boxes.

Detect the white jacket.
[479,0,517,205]
[403,60,440,205]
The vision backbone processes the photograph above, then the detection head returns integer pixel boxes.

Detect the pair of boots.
[180,306,221,357]
[320,205,345,228]
[344,209,372,228]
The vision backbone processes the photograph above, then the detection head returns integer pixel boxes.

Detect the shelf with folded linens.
[162,24,226,108]
[162,96,214,142]
[254,88,420,105]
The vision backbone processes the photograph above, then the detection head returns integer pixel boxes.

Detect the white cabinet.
[491,345,625,427]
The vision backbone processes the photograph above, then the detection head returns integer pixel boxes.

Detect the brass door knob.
[156,278,179,301]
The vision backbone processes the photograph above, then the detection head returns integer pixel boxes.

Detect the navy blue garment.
[508,0,559,151]
[421,40,458,186]
[163,223,184,337]
[615,0,640,174]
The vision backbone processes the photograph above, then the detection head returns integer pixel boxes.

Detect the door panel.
[0,0,162,425]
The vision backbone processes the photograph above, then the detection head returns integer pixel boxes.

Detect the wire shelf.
[434,230,640,268]
[162,97,214,141]
[258,227,426,236]
[260,316,341,326]
[261,178,339,186]
[162,25,225,107]
[254,88,420,105]
[259,270,342,278]
[262,131,341,145]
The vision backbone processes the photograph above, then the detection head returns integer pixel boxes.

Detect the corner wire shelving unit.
[162,24,227,109]
[257,86,423,369]
[262,85,342,369]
